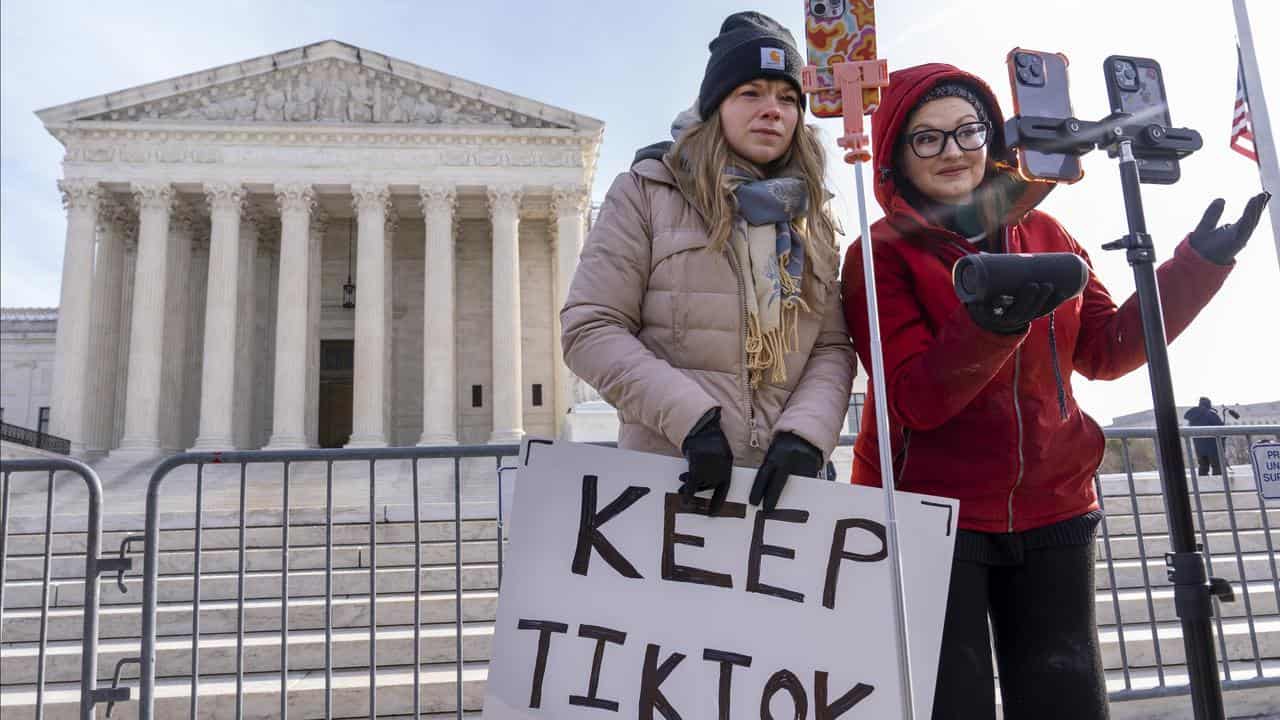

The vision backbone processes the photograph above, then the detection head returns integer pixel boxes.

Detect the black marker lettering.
[661,492,746,587]
[516,619,568,708]
[759,669,807,720]
[568,624,627,712]
[815,671,874,719]
[572,474,649,578]
[822,518,887,610]
[746,508,809,603]
[703,648,752,720]
[639,643,686,720]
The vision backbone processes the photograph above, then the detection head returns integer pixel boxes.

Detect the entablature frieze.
[53,124,596,171]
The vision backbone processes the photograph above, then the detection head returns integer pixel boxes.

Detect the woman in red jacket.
[842,63,1268,720]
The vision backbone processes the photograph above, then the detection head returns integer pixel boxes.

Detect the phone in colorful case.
[804,0,879,118]
[1006,48,1085,183]
[1104,55,1180,184]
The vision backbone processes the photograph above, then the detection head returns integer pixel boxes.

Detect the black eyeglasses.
[905,121,991,159]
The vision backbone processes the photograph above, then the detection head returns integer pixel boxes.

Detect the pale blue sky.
[2,0,1277,423]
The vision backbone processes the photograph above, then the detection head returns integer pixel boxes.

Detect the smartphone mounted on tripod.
[1006,48,1085,183]
[1104,55,1181,184]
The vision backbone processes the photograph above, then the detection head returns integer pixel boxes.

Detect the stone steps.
[1099,529,1280,560]
[4,523,1271,590]
[1096,553,1275,590]
[0,540,502,580]
[1101,508,1280,536]
[2,622,497,685]
[3,547,1269,609]
[1,519,502,556]
[1094,660,1280,720]
[1,590,501,643]
[1096,580,1279,625]
[0,663,489,719]
[1,563,502,609]
[1099,617,1280,669]
[3,575,1275,649]
[6,611,1279,687]
[1099,489,1268,516]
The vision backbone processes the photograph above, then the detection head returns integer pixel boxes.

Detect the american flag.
[1232,48,1259,163]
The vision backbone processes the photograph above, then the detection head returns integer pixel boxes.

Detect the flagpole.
[1234,0,1280,274]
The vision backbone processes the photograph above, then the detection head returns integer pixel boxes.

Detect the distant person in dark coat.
[1184,397,1224,476]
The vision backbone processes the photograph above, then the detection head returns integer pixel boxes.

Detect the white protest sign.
[484,440,958,719]
[1252,441,1280,503]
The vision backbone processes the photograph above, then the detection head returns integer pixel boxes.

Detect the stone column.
[488,185,524,444]
[551,185,589,435]
[112,219,138,449]
[160,201,196,453]
[49,179,100,453]
[233,209,263,449]
[83,196,127,456]
[417,185,457,446]
[382,209,399,440]
[347,183,390,448]
[116,182,174,457]
[266,183,316,449]
[305,209,328,448]
[253,222,280,448]
[185,226,210,447]
[190,183,245,450]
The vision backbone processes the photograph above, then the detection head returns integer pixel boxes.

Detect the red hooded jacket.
[841,64,1233,533]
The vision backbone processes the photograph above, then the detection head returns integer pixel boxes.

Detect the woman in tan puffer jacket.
[561,11,855,513]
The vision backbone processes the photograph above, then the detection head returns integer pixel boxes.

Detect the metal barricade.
[1095,424,1280,704]
[0,456,131,719]
[133,444,518,720]
[6,424,1276,718]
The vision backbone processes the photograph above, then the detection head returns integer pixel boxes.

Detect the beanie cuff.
[698,39,806,118]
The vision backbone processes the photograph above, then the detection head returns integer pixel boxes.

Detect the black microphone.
[953,252,1090,307]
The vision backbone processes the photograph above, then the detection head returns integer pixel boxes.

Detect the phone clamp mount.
[1004,111,1203,166]
[802,59,889,163]
[1005,112,1204,265]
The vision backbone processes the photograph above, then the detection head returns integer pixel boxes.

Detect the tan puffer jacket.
[561,157,856,468]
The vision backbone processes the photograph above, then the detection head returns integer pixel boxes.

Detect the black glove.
[1188,193,1271,265]
[964,281,1058,335]
[750,432,823,512]
[679,408,732,514]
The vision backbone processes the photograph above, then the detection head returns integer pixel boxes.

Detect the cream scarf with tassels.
[725,173,812,388]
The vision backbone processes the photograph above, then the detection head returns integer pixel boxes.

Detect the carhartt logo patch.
[761,47,785,71]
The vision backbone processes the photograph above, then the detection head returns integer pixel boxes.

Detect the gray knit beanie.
[915,81,990,123]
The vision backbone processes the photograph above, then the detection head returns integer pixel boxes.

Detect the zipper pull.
[750,424,762,449]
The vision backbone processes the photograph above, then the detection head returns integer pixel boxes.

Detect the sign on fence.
[1252,441,1280,503]
[484,440,959,718]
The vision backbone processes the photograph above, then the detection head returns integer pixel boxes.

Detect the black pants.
[931,542,1109,720]
[1197,454,1222,476]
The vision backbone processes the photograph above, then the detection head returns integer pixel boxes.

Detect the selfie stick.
[1007,109,1233,720]
[803,58,919,720]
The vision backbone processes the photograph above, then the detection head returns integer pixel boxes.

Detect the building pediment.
[36,40,602,133]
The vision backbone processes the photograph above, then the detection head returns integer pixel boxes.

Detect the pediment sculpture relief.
[82,58,564,129]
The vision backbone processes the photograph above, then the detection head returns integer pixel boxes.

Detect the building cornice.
[35,40,604,133]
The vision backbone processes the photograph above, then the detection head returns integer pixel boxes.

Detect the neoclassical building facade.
[37,40,603,458]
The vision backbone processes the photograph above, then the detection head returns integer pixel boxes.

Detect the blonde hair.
[669,109,838,261]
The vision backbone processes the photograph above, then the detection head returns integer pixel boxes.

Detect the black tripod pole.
[1109,138,1230,720]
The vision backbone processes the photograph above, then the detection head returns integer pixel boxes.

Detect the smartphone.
[1006,48,1084,183]
[1104,55,1180,184]
[805,0,879,118]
